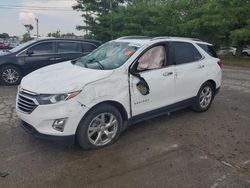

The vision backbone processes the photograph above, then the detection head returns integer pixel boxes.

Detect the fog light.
[52,118,67,132]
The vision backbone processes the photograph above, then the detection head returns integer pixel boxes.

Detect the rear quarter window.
[197,43,218,58]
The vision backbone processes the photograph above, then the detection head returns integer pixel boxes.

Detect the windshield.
[75,41,139,70]
[9,40,36,53]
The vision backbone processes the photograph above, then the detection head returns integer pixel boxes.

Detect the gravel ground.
[0,66,250,188]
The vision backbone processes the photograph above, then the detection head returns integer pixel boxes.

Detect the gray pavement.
[0,66,250,188]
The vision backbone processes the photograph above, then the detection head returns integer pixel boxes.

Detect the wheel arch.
[89,101,129,121]
[77,100,129,131]
[196,79,217,96]
[75,100,129,144]
[206,79,216,91]
[0,63,23,74]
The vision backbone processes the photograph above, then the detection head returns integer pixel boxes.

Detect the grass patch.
[220,55,250,67]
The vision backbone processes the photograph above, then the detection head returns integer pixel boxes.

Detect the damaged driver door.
[129,44,175,116]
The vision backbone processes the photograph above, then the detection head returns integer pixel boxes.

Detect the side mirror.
[136,80,150,95]
[129,67,150,95]
[26,49,34,56]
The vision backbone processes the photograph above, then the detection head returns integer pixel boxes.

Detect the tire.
[76,103,123,150]
[0,65,22,85]
[192,82,215,112]
[242,52,248,57]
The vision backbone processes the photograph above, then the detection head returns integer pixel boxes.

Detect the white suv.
[16,36,222,150]
[242,48,250,56]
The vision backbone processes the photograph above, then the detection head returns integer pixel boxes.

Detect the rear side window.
[82,43,97,53]
[173,42,202,65]
[197,43,218,58]
[57,42,81,53]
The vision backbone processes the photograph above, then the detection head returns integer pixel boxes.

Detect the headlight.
[35,90,81,105]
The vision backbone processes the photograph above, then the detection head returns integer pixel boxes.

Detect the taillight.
[217,60,223,68]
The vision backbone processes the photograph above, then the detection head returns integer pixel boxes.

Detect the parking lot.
[0,66,250,188]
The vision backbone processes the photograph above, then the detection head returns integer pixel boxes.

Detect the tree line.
[73,0,250,53]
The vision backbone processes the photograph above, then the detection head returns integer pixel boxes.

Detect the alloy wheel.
[2,68,19,84]
[87,113,118,146]
[199,86,212,109]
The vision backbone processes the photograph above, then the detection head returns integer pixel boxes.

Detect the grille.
[17,89,38,114]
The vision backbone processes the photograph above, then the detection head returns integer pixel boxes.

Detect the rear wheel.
[0,65,22,85]
[76,104,123,150]
[192,82,215,112]
[242,52,249,57]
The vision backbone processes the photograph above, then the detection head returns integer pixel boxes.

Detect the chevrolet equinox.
[16,36,222,150]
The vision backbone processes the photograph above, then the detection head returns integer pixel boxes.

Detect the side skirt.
[127,97,195,126]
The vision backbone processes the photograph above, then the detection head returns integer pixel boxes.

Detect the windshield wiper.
[94,61,104,70]
[84,58,94,68]
[85,59,104,70]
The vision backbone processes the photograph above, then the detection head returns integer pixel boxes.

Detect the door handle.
[55,57,62,60]
[198,64,205,69]
[49,57,55,61]
[163,72,173,77]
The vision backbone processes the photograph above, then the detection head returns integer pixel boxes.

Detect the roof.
[34,37,102,46]
[115,38,151,46]
[115,36,212,46]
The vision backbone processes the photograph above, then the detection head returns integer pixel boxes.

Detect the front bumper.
[16,94,90,137]
[20,121,75,146]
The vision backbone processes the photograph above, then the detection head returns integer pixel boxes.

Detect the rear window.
[197,43,218,58]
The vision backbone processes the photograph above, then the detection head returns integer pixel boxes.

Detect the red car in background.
[0,42,7,49]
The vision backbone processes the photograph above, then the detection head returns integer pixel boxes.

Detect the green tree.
[61,33,76,37]
[47,30,61,38]
[73,0,130,40]
[180,0,250,54]
[22,24,34,42]
[24,24,34,35]
[73,0,250,52]
[22,33,33,42]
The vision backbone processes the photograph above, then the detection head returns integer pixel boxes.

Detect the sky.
[0,0,84,37]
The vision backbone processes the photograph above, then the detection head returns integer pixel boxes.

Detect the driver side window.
[137,45,166,71]
[29,42,53,55]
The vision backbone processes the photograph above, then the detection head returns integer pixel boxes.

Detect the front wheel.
[192,82,215,112]
[0,65,22,85]
[76,104,123,150]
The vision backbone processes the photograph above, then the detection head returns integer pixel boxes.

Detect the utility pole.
[86,11,88,36]
[35,18,39,38]
[110,0,113,40]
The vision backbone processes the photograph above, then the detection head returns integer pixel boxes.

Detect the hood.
[21,61,113,94]
[0,50,11,56]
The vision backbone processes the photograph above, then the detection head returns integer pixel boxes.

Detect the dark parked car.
[0,38,101,85]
